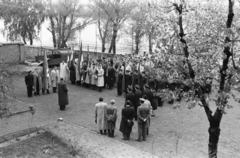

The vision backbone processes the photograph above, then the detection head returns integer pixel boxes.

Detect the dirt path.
[1,76,240,158]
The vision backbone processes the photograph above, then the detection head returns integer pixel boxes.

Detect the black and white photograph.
[0,0,240,157]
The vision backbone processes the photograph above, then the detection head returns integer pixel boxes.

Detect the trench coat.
[51,69,59,87]
[95,102,108,131]
[105,105,117,130]
[91,67,97,85]
[97,68,104,87]
[119,106,135,134]
[57,82,69,106]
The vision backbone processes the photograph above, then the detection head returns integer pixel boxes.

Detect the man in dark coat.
[117,69,123,96]
[135,98,150,142]
[125,70,132,94]
[69,61,76,84]
[125,86,135,107]
[132,70,139,93]
[140,72,147,92]
[25,71,34,97]
[107,64,115,89]
[119,100,135,140]
[134,85,142,120]
[143,84,153,105]
[102,57,108,88]
[57,78,69,111]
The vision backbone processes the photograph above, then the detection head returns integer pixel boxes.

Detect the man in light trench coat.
[95,97,107,135]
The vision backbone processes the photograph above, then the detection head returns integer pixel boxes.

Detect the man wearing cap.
[25,71,34,97]
[134,84,142,120]
[119,100,135,140]
[125,86,135,107]
[105,100,117,137]
[136,98,150,141]
[95,97,107,135]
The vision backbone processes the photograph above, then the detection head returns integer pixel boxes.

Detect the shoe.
[135,139,141,142]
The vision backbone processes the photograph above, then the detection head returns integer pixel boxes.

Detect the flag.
[122,62,126,94]
[43,51,48,90]
[78,42,82,80]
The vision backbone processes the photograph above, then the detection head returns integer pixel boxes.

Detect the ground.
[0,68,240,158]
[0,131,92,158]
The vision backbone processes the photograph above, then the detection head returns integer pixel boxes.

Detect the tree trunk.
[102,41,106,53]
[49,16,57,48]
[108,23,118,54]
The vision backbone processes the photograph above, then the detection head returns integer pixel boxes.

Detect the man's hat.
[28,70,32,73]
[127,85,132,91]
[144,84,149,89]
[135,84,140,89]
[139,98,145,101]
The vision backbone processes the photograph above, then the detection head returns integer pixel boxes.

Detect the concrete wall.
[0,43,24,63]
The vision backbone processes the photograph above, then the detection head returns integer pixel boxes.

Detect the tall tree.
[45,0,93,48]
[0,0,45,45]
[148,0,239,157]
[93,0,136,54]
[124,2,148,54]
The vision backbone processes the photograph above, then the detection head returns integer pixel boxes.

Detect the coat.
[119,106,135,134]
[137,104,150,124]
[69,63,76,83]
[51,69,59,87]
[134,90,142,109]
[91,67,97,85]
[95,102,108,131]
[74,63,80,81]
[125,92,135,107]
[143,89,153,105]
[85,67,91,84]
[105,105,117,130]
[107,67,115,87]
[25,74,34,86]
[57,82,69,106]
[59,63,68,79]
[97,68,104,87]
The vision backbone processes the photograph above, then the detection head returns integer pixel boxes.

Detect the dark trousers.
[100,130,107,135]
[123,133,130,140]
[138,122,147,141]
[60,105,66,111]
[117,83,122,95]
[98,87,102,92]
[107,130,115,137]
[52,87,57,93]
[27,85,33,97]
[36,79,40,95]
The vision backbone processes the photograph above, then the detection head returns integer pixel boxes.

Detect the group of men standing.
[95,92,153,142]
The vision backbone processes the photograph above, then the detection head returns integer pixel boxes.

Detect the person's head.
[99,97,103,102]
[98,64,101,69]
[127,86,132,93]
[62,60,65,64]
[54,66,57,70]
[135,84,140,91]
[143,95,148,100]
[60,78,64,83]
[110,99,115,105]
[140,98,145,104]
[144,84,149,90]
[126,100,131,106]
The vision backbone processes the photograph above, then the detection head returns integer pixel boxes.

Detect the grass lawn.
[0,131,84,158]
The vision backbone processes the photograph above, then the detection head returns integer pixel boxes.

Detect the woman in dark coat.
[58,78,69,110]
[119,100,135,140]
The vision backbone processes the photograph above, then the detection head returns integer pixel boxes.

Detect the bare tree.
[93,0,136,54]
[45,0,93,48]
